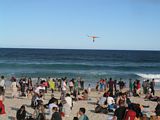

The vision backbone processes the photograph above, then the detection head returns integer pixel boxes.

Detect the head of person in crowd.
[1,76,4,80]
[52,107,58,113]
[79,107,86,116]
[19,105,26,112]
[119,99,125,107]
[66,93,70,97]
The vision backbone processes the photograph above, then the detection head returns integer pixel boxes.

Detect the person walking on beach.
[150,79,155,95]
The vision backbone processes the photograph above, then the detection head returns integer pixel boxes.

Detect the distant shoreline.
[0,47,160,52]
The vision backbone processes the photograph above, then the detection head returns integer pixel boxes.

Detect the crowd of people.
[0,75,89,120]
[0,75,160,120]
[95,78,160,120]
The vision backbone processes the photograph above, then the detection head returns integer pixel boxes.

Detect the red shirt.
[0,100,6,114]
[137,83,141,89]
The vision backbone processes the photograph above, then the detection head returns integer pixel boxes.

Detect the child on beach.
[87,84,91,94]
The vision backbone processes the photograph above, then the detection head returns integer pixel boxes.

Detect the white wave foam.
[136,73,160,82]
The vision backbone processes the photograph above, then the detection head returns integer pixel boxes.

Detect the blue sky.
[0,0,160,50]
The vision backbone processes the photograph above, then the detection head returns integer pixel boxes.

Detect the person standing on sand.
[129,79,133,96]
[136,80,141,97]
[48,78,55,93]
[0,76,5,90]
[61,79,67,100]
[108,78,114,96]
[150,79,155,96]
[0,86,6,119]
[69,79,74,93]
[10,78,18,98]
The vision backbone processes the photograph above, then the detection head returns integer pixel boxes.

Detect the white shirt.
[49,103,58,117]
[65,96,72,108]
[35,86,45,94]
[62,81,67,91]
[98,97,106,105]
[107,96,115,105]
[0,79,5,88]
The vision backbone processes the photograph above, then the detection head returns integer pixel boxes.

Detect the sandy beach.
[3,88,160,120]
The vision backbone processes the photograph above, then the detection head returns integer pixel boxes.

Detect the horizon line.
[0,47,160,52]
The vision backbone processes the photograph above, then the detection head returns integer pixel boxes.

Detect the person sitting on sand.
[78,89,88,100]
[112,100,126,120]
[47,94,59,118]
[45,94,58,108]
[51,107,62,120]
[107,94,116,111]
[16,105,26,120]
[32,100,46,120]
[97,93,107,106]
[95,93,108,114]
[116,92,131,107]
[155,98,160,117]
[75,108,89,120]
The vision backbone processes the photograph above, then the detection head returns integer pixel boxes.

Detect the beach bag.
[124,109,136,120]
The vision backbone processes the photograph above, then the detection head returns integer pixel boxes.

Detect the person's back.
[16,105,26,120]
[113,100,126,120]
[124,109,136,120]
[78,108,89,120]
[51,111,62,120]
[114,106,126,120]
[51,107,62,120]
[155,102,160,116]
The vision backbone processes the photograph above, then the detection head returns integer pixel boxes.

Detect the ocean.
[0,48,160,88]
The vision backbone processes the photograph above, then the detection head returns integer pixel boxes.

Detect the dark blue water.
[0,48,160,87]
